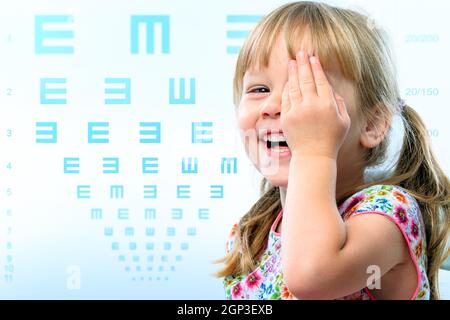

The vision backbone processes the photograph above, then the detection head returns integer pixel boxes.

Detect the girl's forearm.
[281,154,347,271]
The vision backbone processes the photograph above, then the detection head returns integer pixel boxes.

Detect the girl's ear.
[360,107,391,149]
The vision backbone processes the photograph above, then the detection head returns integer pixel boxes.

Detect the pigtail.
[394,104,450,300]
[213,179,281,277]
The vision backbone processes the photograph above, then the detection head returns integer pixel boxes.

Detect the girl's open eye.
[247,87,270,94]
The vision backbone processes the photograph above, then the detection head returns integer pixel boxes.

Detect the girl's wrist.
[290,150,338,162]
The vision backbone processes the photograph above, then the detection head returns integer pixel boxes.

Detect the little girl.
[214,1,449,300]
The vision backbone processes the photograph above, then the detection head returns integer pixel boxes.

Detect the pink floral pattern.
[223,184,430,300]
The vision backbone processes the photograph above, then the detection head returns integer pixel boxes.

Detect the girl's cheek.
[236,104,257,132]
[236,101,262,158]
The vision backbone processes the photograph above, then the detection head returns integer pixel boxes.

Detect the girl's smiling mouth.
[259,129,292,159]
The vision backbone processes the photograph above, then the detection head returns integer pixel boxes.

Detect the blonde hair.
[214,1,449,299]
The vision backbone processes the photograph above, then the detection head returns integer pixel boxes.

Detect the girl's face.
[237,36,366,188]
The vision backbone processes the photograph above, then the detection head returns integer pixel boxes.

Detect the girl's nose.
[260,93,282,118]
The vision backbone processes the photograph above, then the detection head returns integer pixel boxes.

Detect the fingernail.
[310,56,318,64]
[297,50,305,58]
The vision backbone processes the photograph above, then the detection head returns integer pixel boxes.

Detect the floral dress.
[223,184,430,300]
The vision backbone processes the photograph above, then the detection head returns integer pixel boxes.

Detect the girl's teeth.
[270,146,290,152]
[267,136,286,142]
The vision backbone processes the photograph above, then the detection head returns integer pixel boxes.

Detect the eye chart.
[0,0,448,299]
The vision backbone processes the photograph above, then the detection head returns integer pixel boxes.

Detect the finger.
[288,59,302,104]
[297,50,317,97]
[310,55,332,98]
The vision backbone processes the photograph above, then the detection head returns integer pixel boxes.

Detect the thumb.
[281,82,290,113]
[334,92,347,118]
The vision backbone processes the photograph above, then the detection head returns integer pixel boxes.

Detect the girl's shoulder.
[338,184,430,299]
[225,222,239,254]
[337,184,425,247]
[338,184,420,219]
